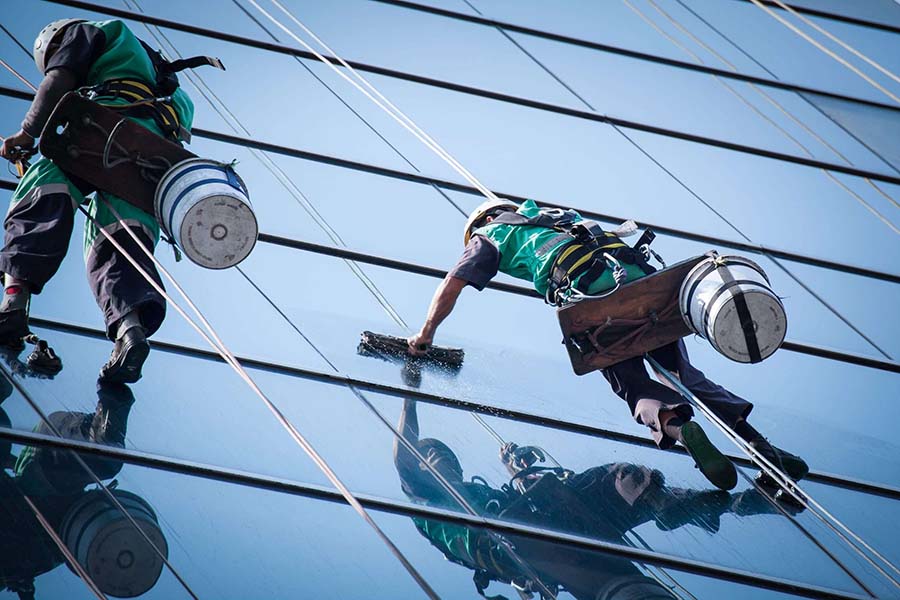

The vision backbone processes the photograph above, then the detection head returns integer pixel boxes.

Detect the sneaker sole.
[99,339,149,384]
[681,422,738,491]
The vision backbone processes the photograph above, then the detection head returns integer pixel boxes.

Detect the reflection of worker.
[0,379,167,598]
[394,399,789,600]
[0,18,195,382]
[407,200,807,490]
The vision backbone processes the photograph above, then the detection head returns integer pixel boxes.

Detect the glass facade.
[0,1,898,598]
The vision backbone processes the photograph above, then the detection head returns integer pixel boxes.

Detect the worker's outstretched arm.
[393,398,420,471]
[407,275,467,355]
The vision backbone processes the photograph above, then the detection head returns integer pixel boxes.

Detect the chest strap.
[545,234,627,305]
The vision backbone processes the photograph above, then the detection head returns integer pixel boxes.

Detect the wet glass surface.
[0,2,898,598]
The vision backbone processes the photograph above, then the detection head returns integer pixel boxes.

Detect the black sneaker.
[753,441,809,488]
[98,327,150,384]
[680,421,738,491]
[656,489,732,533]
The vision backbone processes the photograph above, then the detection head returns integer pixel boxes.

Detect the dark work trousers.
[602,340,752,448]
[0,159,166,339]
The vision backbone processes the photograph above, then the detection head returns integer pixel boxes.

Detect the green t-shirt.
[473,200,645,296]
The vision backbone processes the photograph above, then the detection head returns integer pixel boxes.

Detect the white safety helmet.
[33,18,85,73]
[463,199,519,246]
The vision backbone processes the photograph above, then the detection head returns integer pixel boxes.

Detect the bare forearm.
[421,276,466,337]
[394,399,420,468]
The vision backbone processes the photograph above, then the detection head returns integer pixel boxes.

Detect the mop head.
[358,331,464,370]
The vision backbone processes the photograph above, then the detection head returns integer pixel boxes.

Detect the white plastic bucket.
[679,254,786,363]
[61,489,168,598]
[155,158,258,269]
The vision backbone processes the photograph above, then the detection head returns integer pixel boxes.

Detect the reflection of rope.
[91,195,441,599]
[18,491,108,599]
[747,0,900,105]
[647,355,900,592]
[636,0,900,229]
[0,358,198,600]
[623,529,697,600]
[246,0,502,203]
[125,0,410,331]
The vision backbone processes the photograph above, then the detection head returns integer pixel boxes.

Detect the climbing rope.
[646,354,900,591]
[747,0,900,106]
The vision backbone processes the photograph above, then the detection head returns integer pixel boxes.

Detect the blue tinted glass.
[787,0,900,27]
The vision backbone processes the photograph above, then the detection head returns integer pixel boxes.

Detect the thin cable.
[0,358,199,600]
[246,0,500,203]
[236,264,560,599]
[18,491,109,599]
[671,0,900,205]
[124,0,409,331]
[230,0,468,218]
[90,196,440,599]
[0,74,199,596]
[768,0,900,87]
[463,1,900,582]
[747,0,900,105]
[646,355,900,590]
[0,22,32,57]
[629,0,899,233]
[623,0,815,156]
[0,57,37,91]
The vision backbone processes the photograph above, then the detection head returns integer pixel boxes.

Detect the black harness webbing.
[85,43,225,143]
[490,210,653,305]
[91,78,187,142]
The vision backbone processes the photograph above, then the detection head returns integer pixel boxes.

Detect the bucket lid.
[178,194,259,269]
[84,519,168,598]
[710,290,787,363]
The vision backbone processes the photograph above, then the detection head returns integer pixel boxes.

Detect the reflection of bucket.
[679,255,786,363]
[61,489,168,598]
[155,158,258,269]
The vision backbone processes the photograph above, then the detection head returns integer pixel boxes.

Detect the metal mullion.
[25,316,900,500]
[0,425,875,600]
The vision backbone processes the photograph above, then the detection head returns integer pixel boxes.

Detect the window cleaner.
[404,199,807,491]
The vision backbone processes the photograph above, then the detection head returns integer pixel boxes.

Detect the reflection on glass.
[0,371,167,599]
[394,399,797,600]
[801,92,900,172]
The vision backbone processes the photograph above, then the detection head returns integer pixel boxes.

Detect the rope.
[245,0,501,203]
[0,62,202,600]
[768,0,900,87]
[122,0,410,331]
[229,0,469,218]
[237,264,560,600]
[646,355,900,591]
[0,352,199,599]
[91,195,441,599]
[747,0,900,106]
